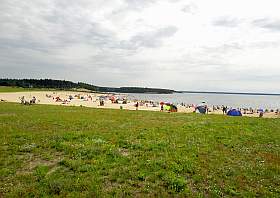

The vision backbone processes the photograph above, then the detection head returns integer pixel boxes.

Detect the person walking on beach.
[222,106,227,114]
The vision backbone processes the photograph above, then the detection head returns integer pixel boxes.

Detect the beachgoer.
[99,100,103,106]
[20,96,25,104]
[135,102,139,110]
[196,102,207,114]
[31,96,36,104]
[222,106,227,114]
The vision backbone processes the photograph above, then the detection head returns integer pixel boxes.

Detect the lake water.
[127,93,280,109]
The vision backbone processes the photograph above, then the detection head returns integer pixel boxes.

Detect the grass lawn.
[0,102,279,197]
[0,86,93,93]
[0,86,57,93]
[0,86,28,93]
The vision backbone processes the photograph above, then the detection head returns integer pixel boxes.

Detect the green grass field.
[0,86,28,92]
[0,102,279,197]
[0,86,93,94]
[0,86,57,93]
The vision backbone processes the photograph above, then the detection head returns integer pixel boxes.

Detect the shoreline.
[1,90,279,119]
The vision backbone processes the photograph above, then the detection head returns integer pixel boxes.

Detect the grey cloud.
[213,17,241,27]
[0,0,119,53]
[253,18,280,31]
[120,26,178,50]
[0,0,175,54]
[0,0,156,78]
[0,0,124,81]
[41,6,116,47]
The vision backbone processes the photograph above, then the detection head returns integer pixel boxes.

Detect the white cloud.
[0,0,280,92]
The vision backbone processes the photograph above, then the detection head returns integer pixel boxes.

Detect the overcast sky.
[1,0,280,92]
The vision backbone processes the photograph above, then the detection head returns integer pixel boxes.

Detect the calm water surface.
[127,93,280,109]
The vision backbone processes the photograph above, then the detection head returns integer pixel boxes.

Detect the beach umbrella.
[110,96,116,102]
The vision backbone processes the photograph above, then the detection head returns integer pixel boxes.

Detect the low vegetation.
[0,102,279,197]
[0,79,176,94]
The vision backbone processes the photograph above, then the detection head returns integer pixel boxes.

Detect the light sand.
[0,91,279,118]
[0,91,158,111]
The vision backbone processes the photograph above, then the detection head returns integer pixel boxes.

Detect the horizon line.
[179,90,280,96]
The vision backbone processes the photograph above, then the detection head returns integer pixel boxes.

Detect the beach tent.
[196,106,207,114]
[227,109,242,116]
[196,102,207,114]
[163,104,171,111]
[163,104,178,112]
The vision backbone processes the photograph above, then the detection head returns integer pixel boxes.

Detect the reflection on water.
[127,93,280,109]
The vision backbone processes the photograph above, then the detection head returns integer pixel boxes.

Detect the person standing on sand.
[135,102,139,110]
[160,104,164,111]
[222,106,226,114]
[20,96,24,104]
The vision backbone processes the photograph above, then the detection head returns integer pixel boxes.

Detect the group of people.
[193,103,280,117]
[16,94,279,118]
[20,96,36,105]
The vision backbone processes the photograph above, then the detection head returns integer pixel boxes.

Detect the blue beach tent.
[227,109,242,116]
[196,102,207,114]
[197,106,207,114]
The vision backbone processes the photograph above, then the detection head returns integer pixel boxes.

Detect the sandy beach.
[0,91,279,118]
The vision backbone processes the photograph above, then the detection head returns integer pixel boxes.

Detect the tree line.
[0,79,175,94]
